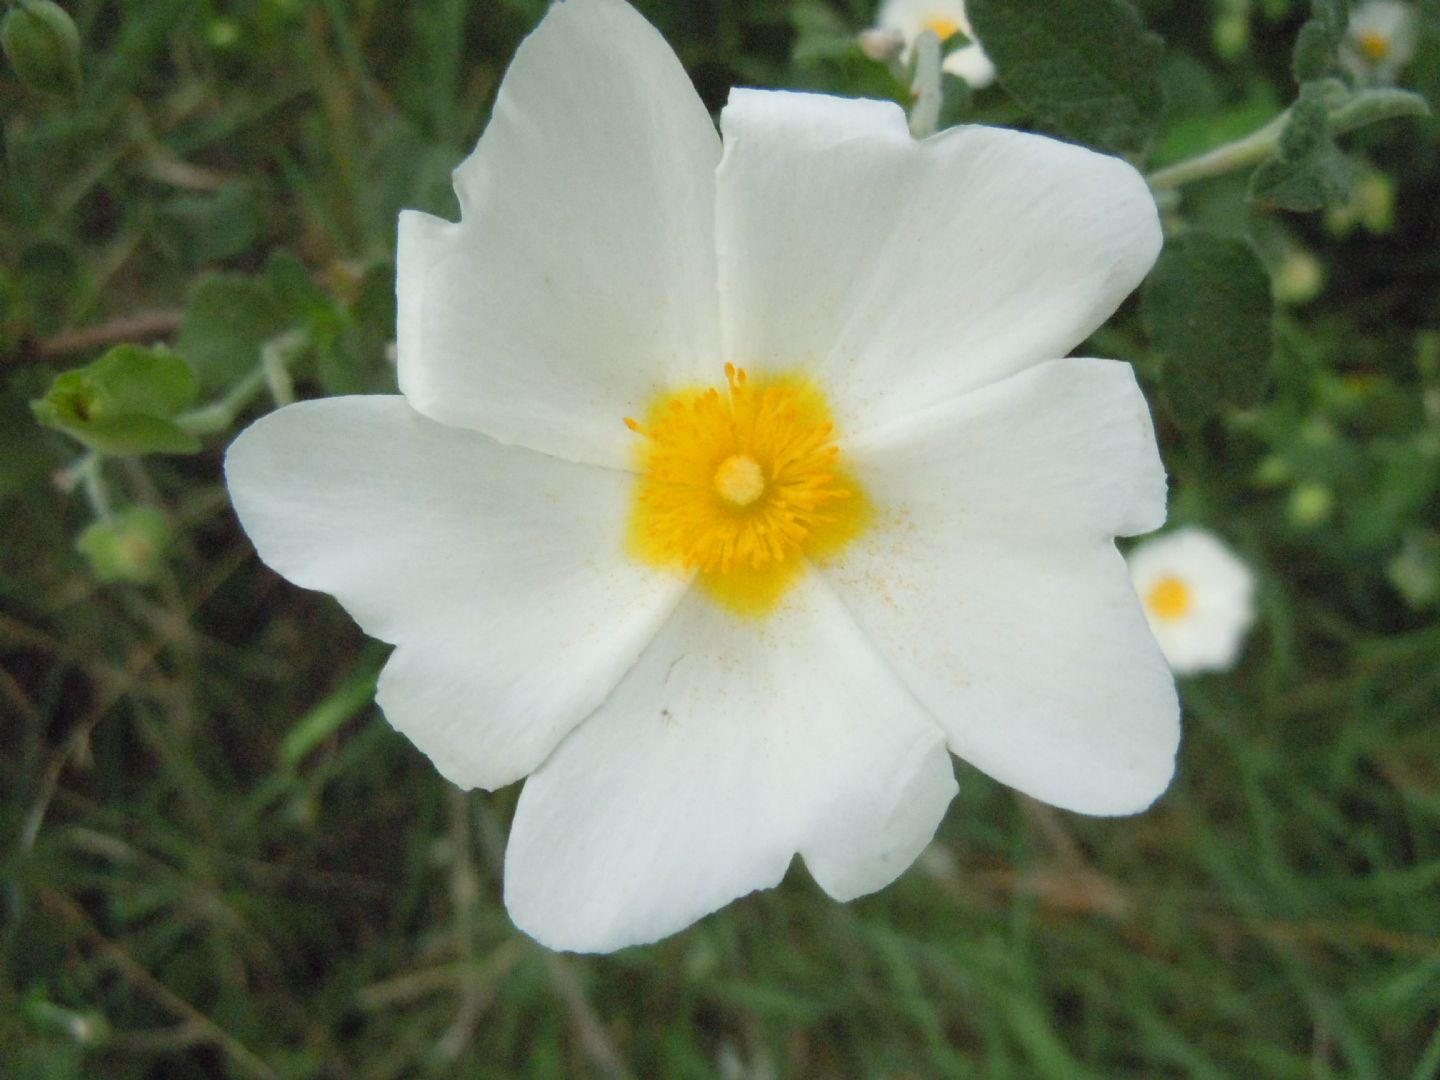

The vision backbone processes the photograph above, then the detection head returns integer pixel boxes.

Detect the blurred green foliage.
[1,0,82,102]
[3,0,1440,1077]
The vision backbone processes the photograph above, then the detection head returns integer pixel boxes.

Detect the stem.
[261,330,304,407]
[1147,113,1289,191]
[176,328,306,435]
[82,455,113,520]
[1328,87,1433,135]
[1146,87,1431,192]
[175,367,267,436]
[908,30,943,139]
[33,311,183,361]
[60,452,114,521]
[434,789,483,1063]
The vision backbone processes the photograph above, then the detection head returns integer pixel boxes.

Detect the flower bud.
[1253,455,1292,489]
[1213,12,1250,59]
[76,506,172,585]
[1388,531,1440,609]
[1272,247,1324,306]
[1,1,82,102]
[1288,483,1335,529]
[858,27,905,62]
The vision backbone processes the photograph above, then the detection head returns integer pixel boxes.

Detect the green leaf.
[264,250,332,320]
[175,273,290,393]
[30,345,202,456]
[82,344,196,416]
[1293,21,1337,82]
[1,0,82,102]
[791,0,859,64]
[1248,85,1351,212]
[1141,233,1275,425]
[1310,0,1350,40]
[75,506,172,585]
[279,655,382,768]
[154,181,264,267]
[1329,86,1433,132]
[316,263,397,396]
[965,0,1163,156]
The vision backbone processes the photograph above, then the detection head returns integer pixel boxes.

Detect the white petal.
[821,362,1178,814]
[225,396,686,790]
[846,358,1168,541]
[715,90,1161,436]
[503,576,957,952]
[397,0,722,468]
[941,43,995,88]
[875,0,971,41]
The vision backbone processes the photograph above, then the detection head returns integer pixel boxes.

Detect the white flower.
[872,0,996,87]
[1127,528,1257,676]
[225,0,1177,953]
[1341,1,1417,84]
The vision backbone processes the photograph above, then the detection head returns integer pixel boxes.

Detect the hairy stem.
[908,30,943,140]
[1147,87,1431,191]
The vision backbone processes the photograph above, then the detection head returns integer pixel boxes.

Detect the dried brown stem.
[34,311,183,360]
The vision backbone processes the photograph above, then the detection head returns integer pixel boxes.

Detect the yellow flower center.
[1355,30,1391,62]
[1145,575,1192,622]
[624,364,869,616]
[922,15,961,41]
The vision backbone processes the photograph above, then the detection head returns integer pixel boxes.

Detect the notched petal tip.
[802,736,958,903]
[1105,359,1169,538]
[719,86,909,156]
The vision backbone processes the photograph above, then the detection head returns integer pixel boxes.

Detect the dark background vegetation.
[3,0,1439,1076]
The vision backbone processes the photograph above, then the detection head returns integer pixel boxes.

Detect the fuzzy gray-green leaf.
[1142,233,1275,425]
[965,0,1164,156]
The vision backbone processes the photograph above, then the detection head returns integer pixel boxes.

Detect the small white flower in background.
[871,0,996,87]
[1128,528,1257,676]
[1341,1,1417,84]
[227,0,1177,953]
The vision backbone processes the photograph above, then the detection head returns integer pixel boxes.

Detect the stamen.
[622,366,869,615]
[922,16,960,41]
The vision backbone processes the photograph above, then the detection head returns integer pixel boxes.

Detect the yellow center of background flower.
[1355,30,1391,61]
[624,364,869,616]
[922,15,961,41]
[1145,575,1192,621]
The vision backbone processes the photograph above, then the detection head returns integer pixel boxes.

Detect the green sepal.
[30,345,202,456]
